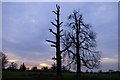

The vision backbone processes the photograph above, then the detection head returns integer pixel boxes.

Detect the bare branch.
[66,58,75,68]
[60,29,63,33]
[52,56,57,60]
[49,29,57,35]
[60,34,64,37]
[67,49,76,56]
[79,38,86,45]
[51,22,57,27]
[52,11,57,14]
[46,40,56,44]
[51,45,56,47]
[55,19,58,22]
[59,22,63,25]
[60,43,71,54]
[81,58,94,69]
[56,4,60,10]
[69,33,77,44]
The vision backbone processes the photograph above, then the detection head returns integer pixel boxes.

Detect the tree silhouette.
[50,63,69,72]
[62,10,101,80]
[46,4,71,80]
[50,63,57,72]
[41,67,49,72]
[7,62,18,70]
[19,63,26,71]
[31,66,37,71]
[0,51,8,69]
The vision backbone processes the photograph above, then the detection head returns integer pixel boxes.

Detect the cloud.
[40,63,51,67]
[2,0,119,2]
[5,51,54,67]
[101,58,118,63]
[8,59,17,62]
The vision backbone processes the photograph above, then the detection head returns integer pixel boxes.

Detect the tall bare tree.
[62,10,101,80]
[46,4,71,80]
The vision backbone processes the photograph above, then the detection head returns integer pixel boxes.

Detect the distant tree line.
[0,51,70,72]
[1,51,120,76]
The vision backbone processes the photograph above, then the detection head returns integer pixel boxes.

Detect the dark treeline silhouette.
[1,51,119,76]
[7,62,18,70]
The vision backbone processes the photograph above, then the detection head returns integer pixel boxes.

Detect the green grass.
[2,71,120,80]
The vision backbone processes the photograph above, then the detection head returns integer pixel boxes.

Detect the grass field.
[2,71,120,80]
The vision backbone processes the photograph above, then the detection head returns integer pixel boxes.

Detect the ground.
[2,71,120,80]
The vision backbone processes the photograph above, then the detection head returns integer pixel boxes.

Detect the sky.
[2,2,118,72]
[1,0,119,2]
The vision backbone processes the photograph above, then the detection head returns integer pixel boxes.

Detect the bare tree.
[41,67,49,72]
[7,62,18,70]
[19,63,26,71]
[0,51,8,69]
[62,10,101,80]
[46,4,71,80]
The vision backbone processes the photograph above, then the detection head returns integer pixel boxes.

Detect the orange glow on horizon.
[40,63,50,67]
[26,66,33,70]
[8,59,17,62]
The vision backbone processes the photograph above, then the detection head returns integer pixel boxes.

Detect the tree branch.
[51,45,56,47]
[81,58,94,69]
[69,34,77,44]
[51,22,57,27]
[60,29,63,33]
[49,29,57,35]
[55,19,58,22]
[52,11,57,15]
[59,22,63,25]
[46,40,56,44]
[60,34,64,37]
[79,37,86,45]
[67,49,76,56]
[80,46,93,53]
[60,43,71,54]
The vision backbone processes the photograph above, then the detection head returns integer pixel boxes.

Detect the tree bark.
[56,6,61,80]
[76,27,81,80]
[75,14,81,80]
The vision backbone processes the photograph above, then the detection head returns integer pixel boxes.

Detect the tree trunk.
[56,52,61,80]
[76,36,81,80]
[76,54,81,80]
[56,6,61,80]
[76,18,81,80]
[56,30,62,80]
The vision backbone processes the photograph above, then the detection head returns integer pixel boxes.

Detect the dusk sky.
[2,2,118,71]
